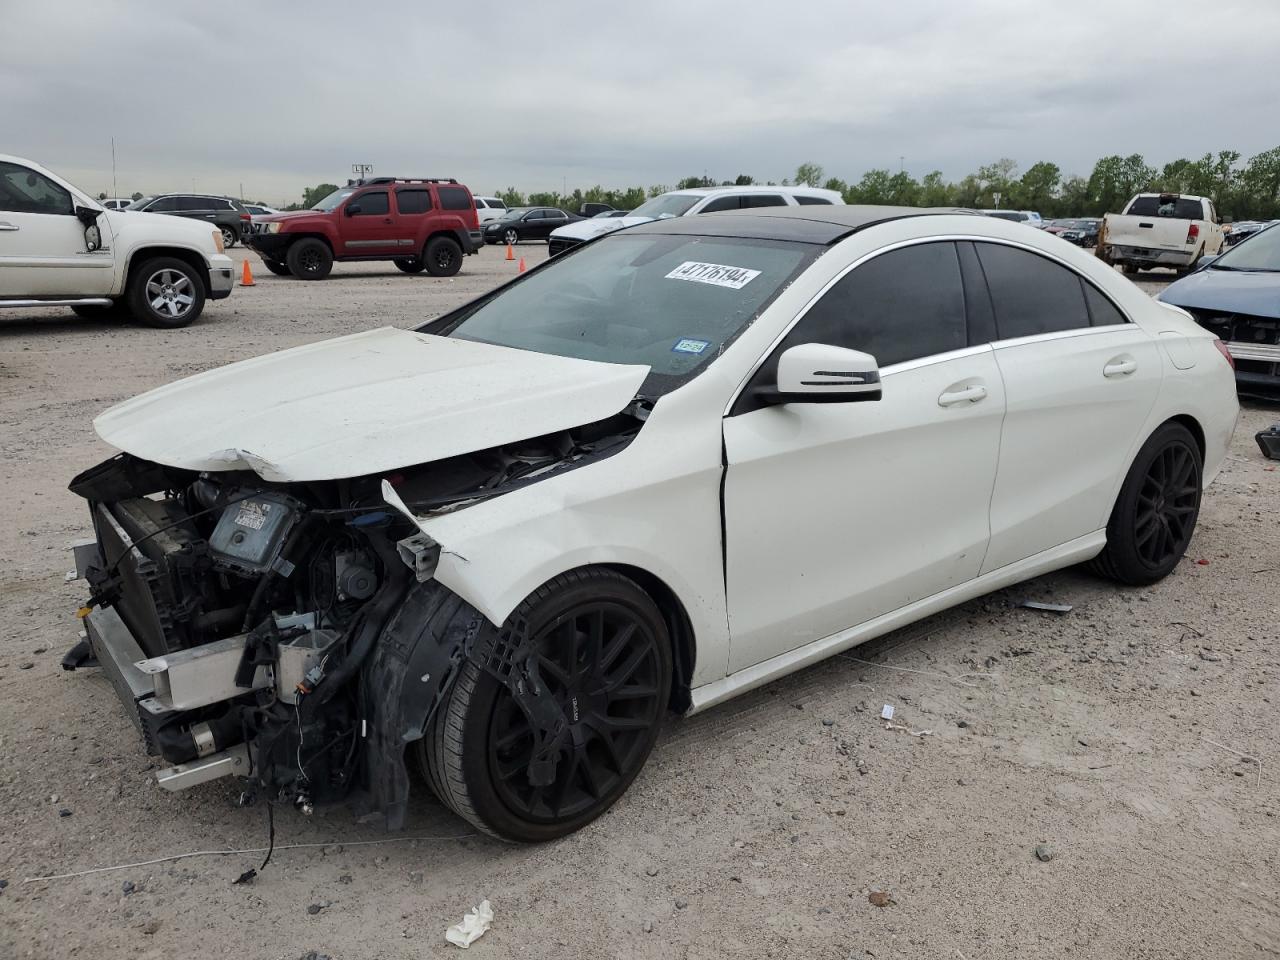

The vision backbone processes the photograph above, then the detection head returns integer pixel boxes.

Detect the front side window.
[350,191,389,216]
[0,161,73,215]
[147,196,180,212]
[795,195,833,205]
[773,241,967,369]
[438,186,472,211]
[426,232,818,396]
[975,242,1091,338]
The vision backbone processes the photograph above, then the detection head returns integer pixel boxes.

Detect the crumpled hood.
[94,327,649,481]
[551,215,655,243]
[1159,268,1280,319]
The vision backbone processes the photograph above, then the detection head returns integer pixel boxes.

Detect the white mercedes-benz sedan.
[65,206,1238,842]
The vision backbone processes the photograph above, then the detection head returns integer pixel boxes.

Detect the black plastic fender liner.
[362,580,490,829]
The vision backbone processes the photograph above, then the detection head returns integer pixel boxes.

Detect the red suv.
[245,178,483,279]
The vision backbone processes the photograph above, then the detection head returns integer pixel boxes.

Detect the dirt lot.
[1,246,1277,959]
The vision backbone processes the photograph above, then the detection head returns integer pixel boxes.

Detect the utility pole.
[111,137,118,199]
[899,155,904,173]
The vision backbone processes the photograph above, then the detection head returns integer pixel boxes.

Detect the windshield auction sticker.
[665,261,761,289]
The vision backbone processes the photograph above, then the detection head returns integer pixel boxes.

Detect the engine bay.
[65,410,643,817]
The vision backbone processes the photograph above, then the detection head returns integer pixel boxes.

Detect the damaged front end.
[64,412,642,827]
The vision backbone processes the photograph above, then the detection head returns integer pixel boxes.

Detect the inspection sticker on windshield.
[672,338,711,355]
[665,261,761,289]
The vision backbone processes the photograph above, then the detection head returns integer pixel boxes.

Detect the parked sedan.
[1159,222,1280,396]
[482,206,583,245]
[65,206,1235,844]
[1045,218,1101,247]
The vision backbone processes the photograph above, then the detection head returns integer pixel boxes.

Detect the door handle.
[938,384,987,407]
[383,217,393,223]
[0,221,18,231]
[1103,358,1138,377]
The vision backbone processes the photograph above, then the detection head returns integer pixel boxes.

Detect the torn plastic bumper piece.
[1258,423,1280,461]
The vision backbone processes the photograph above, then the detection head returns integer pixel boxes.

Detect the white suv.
[0,155,236,327]
[474,196,508,224]
[547,185,844,255]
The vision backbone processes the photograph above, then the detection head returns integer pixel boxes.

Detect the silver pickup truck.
[1099,193,1225,276]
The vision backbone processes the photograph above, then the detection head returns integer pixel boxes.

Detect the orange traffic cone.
[505,243,515,261]
[517,257,527,274]
[240,259,255,286]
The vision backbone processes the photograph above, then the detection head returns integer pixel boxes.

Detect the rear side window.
[1083,283,1127,326]
[1126,196,1205,219]
[780,241,967,367]
[699,196,740,213]
[742,194,786,208]
[795,195,833,205]
[975,242,1091,338]
[351,191,389,216]
[397,188,432,214]
[438,186,472,211]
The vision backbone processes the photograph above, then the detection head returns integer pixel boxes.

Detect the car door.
[0,159,113,297]
[339,189,402,255]
[722,241,1006,672]
[539,209,569,238]
[971,240,1163,574]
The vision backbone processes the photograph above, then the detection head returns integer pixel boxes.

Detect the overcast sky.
[4,0,1278,204]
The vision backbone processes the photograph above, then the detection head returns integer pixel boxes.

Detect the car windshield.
[1210,224,1280,272]
[628,194,701,219]
[125,196,154,210]
[311,188,355,212]
[424,232,818,396]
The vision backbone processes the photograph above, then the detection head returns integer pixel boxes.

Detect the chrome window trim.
[723,233,1136,417]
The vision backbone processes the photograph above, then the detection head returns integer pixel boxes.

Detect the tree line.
[288,146,1280,221]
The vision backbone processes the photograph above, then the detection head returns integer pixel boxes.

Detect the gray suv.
[126,194,252,247]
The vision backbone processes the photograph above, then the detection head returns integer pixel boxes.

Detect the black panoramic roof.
[625,205,979,245]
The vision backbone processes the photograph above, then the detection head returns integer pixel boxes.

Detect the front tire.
[424,237,462,277]
[1089,422,1202,585]
[418,569,671,842]
[286,238,333,280]
[126,257,206,328]
[503,228,519,246]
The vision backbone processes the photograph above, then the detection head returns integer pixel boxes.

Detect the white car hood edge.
[94,327,650,482]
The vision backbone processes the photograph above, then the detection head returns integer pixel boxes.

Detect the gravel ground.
[1,246,1277,959]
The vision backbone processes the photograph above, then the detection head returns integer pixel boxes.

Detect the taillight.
[1186,223,1199,244]
[240,212,252,222]
[1213,338,1235,370]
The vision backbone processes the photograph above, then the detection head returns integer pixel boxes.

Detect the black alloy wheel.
[486,601,666,824]
[424,236,462,277]
[419,568,671,842]
[1090,422,1202,585]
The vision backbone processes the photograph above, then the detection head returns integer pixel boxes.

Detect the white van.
[547,185,844,255]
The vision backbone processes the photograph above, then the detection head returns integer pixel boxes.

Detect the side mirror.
[75,205,101,252]
[346,204,361,216]
[755,343,881,405]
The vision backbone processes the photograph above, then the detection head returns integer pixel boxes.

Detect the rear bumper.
[465,230,483,254]
[1110,244,1194,266]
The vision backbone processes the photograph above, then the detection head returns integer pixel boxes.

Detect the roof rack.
[345,177,459,186]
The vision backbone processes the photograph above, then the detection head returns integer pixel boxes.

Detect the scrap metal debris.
[1020,600,1073,614]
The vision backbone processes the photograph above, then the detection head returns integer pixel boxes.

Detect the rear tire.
[220,225,238,248]
[417,569,671,842]
[126,257,206,328]
[1122,262,1140,275]
[286,238,333,280]
[394,257,425,274]
[1089,422,1202,585]
[424,236,463,277]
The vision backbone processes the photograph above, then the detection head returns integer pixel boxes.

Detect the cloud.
[2,0,1277,203]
